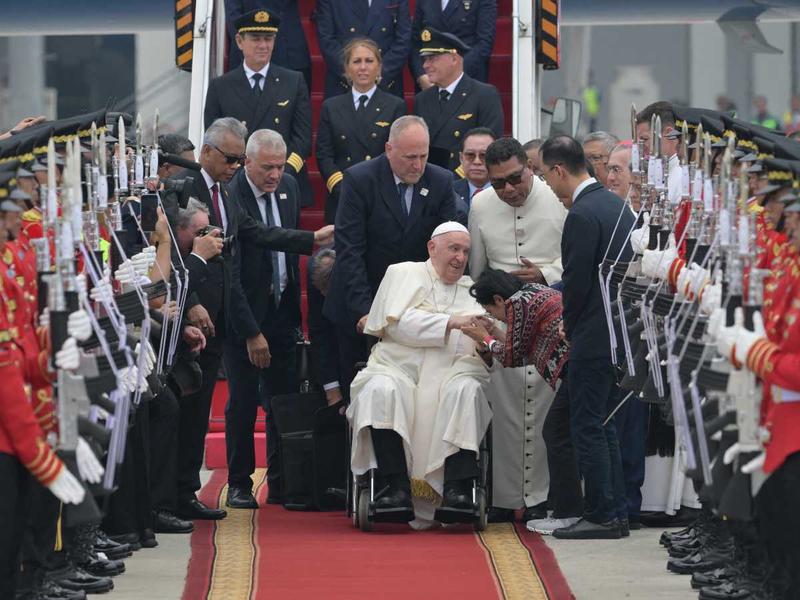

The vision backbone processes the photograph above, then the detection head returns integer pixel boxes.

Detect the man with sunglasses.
[468,136,567,523]
[452,127,495,225]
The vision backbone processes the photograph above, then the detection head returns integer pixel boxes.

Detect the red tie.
[210,183,223,227]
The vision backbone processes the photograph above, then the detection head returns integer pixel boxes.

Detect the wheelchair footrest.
[434,505,479,524]
[371,505,415,523]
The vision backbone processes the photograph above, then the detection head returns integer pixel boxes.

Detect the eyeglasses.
[489,168,526,190]
[210,144,245,165]
[586,154,608,164]
[607,165,625,175]
[462,151,487,163]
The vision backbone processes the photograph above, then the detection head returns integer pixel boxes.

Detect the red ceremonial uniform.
[0,275,63,486]
[745,249,800,474]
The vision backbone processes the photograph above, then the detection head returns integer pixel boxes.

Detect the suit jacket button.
[381,27,386,32]
[347,156,352,161]
[274,117,280,124]
[350,27,356,32]
[454,130,460,137]
[371,132,377,138]
[341,135,346,140]
[365,155,371,160]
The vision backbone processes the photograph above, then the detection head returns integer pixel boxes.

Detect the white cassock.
[468,176,567,509]
[347,260,492,525]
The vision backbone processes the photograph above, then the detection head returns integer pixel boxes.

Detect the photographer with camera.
[168,117,333,522]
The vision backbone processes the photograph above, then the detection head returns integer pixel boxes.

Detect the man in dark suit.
[306,248,341,407]
[224,130,305,508]
[410,0,497,87]
[540,135,633,540]
[204,9,313,206]
[171,117,333,521]
[452,126,495,224]
[225,0,312,91]
[412,28,504,173]
[323,115,457,401]
[314,0,412,99]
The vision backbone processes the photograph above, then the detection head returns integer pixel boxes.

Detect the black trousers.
[542,376,584,519]
[0,452,32,599]
[756,451,800,596]
[104,398,152,534]
[613,386,648,521]
[18,480,59,594]
[149,387,180,512]
[223,296,298,495]
[568,357,627,524]
[177,334,223,504]
[335,324,371,402]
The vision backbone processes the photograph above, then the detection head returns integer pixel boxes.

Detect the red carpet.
[182,470,574,600]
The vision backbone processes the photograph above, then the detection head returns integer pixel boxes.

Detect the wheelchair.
[345,378,491,532]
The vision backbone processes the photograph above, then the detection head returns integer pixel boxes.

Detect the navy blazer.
[561,181,634,360]
[314,0,412,99]
[204,64,313,206]
[306,254,340,388]
[409,0,497,82]
[452,177,470,225]
[225,0,311,73]
[227,169,304,341]
[413,74,504,171]
[323,154,457,327]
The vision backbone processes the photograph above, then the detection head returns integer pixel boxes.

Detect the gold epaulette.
[22,209,42,223]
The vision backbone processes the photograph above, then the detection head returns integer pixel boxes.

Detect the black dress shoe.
[139,528,158,548]
[620,518,630,538]
[487,507,515,523]
[373,485,414,523]
[177,497,227,520]
[80,554,125,577]
[667,547,731,575]
[440,482,472,511]
[552,517,622,540]
[94,531,132,560]
[154,510,195,533]
[108,532,141,552]
[692,567,735,590]
[38,579,87,600]
[628,519,642,531]
[227,487,259,509]
[47,566,114,594]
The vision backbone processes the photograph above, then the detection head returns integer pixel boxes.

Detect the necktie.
[357,94,369,114]
[252,72,263,95]
[397,182,409,218]
[439,89,450,104]
[210,183,223,227]
[263,194,282,306]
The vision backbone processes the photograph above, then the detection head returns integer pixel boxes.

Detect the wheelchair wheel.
[474,488,488,532]
[352,479,360,528]
[358,488,372,532]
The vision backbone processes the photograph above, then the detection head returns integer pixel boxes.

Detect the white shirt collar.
[352,85,378,107]
[572,176,597,203]
[243,62,269,83]
[200,168,216,190]
[467,180,488,197]
[439,72,464,97]
[245,172,266,201]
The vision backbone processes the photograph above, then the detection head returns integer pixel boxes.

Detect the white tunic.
[347,260,492,524]
[468,177,568,509]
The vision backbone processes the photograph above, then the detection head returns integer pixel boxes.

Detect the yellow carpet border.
[477,523,549,600]
[206,469,267,600]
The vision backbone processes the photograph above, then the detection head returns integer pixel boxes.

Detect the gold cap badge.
[254,11,269,23]
[421,29,432,42]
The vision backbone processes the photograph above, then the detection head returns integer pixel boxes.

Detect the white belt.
[772,386,800,403]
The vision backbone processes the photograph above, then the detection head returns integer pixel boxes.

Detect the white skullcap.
[430,221,469,239]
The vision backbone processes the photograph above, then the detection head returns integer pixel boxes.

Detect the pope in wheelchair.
[347,222,492,529]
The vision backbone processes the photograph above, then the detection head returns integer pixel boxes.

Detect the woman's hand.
[461,323,491,343]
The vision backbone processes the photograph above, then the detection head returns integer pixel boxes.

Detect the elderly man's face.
[177,210,209,255]
[583,140,610,186]
[236,32,275,71]
[422,53,460,87]
[386,124,429,185]
[200,132,245,183]
[245,145,286,195]
[526,147,543,177]
[459,134,493,187]
[427,231,470,284]
[606,148,632,200]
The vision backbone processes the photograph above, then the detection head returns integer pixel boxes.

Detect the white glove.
[76,437,104,484]
[67,309,92,342]
[699,282,722,315]
[641,246,678,280]
[706,307,726,341]
[47,467,86,504]
[716,307,743,366]
[733,310,766,366]
[135,342,155,377]
[130,249,155,276]
[686,265,710,299]
[39,307,50,329]
[629,212,650,255]
[741,452,766,474]
[55,337,80,371]
[675,266,691,299]
[114,260,137,283]
[90,279,114,304]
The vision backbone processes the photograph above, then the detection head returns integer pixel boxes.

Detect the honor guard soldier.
[410,0,497,88]
[412,28,504,173]
[314,0,412,99]
[204,9,313,206]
